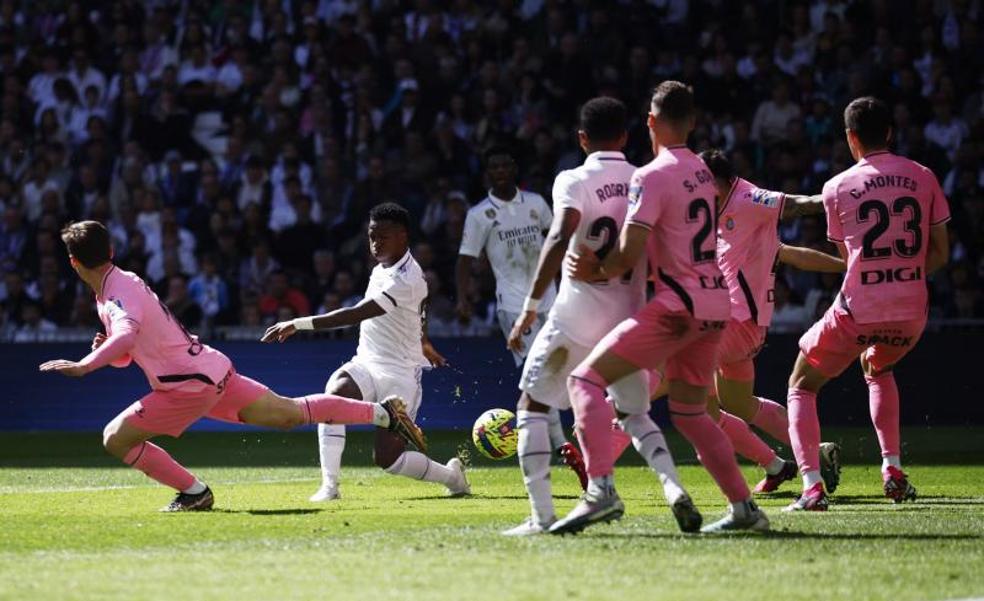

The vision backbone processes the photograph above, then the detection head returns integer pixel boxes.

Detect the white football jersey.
[357,251,428,369]
[459,189,556,314]
[549,151,646,347]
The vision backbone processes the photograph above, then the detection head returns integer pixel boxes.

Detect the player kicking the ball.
[502,97,697,536]
[455,147,587,487]
[40,221,425,512]
[700,149,845,494]
[785,97,950,511]
[263,203,470,500]
[553,81,770,535]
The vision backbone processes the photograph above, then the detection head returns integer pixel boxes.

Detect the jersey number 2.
[587,217,633,284]
[687,198,716,264]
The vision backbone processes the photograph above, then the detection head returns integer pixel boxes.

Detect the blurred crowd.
[0,0,982,342]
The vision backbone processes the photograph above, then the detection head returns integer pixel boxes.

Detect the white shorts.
[518,319,658,414]
[497,309,548,366]
[337,357,423,419]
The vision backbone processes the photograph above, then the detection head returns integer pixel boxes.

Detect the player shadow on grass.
[826,494,984,506]
[211,508,324,515]
[584,531,982,541]
[399,494,581,501]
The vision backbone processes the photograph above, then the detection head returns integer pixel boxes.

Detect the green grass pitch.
[1,428,982,601]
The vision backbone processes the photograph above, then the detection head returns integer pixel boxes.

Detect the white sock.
[730,498,755,518]
[802,469,823,489]
[182,479,206,495]
[385,451,456,486]
[546,407,567,450]
[317,423,345,488]
[372,404,390,427]
[621,413,686,504]
[765,456,786,476]
[517,410,555,526]
[882,455,902,471]
[587,474,615,498]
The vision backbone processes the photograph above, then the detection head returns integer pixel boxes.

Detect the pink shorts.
[717,319,767,381]
[121,370,270,437]
[799,306,926,378]
[603,304,726,388]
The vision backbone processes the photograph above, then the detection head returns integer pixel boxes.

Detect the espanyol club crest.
[724,215,736,230]
[485,208,496,219]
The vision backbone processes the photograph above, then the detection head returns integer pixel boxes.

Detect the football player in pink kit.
[785,97,951,511]
[700,149,846,494]
[39,221,426,512]
[551,81,770,535]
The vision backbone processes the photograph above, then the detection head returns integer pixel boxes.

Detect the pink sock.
[301,393,375,425]
[750,397,791,445]
[717,411,778,468]
[787,387,820,473]
[569,368,616,478]
[866,372,900,458]
[124,442,197,491]
[669,400,750,502]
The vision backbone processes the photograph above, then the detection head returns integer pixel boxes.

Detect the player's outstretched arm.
[926,223,949,274]
[566,223,648,282]
[508,208,581,352]
[781,194,824,220]
[454,254,474,323]
[261,299,386,343]
[777,244,846,273]
[40,323,139,377]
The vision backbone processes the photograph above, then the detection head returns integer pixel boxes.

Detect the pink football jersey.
[97,266,231,390]
[823,151,950,323]
[626,146,730,321]
[717,178,784,326]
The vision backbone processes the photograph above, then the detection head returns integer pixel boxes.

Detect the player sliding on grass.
[40,220,425,512]
[699,149,845,494]
[553,81,769,534]
[262,203,470,500]
[502,97,697,536]
[785,96,951,511]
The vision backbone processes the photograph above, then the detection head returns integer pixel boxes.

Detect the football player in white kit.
[501,97,697,536]
[455,147,587,485]
[263,203,470,501]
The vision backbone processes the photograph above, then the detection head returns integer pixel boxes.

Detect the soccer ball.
[472,408,518,460]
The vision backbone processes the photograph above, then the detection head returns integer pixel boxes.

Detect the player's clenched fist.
[507,310,536,353]
[261,321,297,343]
[565,244,600,281]
[92,332,107,351]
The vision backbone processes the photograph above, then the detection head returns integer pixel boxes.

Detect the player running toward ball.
[785,97,950,511]
[700,149,845,494]
[263,203,470,500]
[553,81,770,535]
[40,220,425,512]
[455,146,586,485]
[501,97,696,536]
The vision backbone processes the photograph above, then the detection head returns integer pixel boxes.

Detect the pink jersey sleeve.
[822,178,844,242]
[626,168,661,229]
[927,171,951,225]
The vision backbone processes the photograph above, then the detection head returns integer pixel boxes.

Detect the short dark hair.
[650,80,695,124]
[580,96,627,143]
[699,149,734,181]
[844,96,891,149]
[60,220,111,268]
[483,145,515,166]
[369,202,411,231]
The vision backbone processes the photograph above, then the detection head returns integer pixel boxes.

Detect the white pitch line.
[0,476,321,495]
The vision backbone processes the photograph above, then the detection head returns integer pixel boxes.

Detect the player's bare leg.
[237,389,426,450]
[860,355,916,503]
[103,413,213,512]
[310,370,360,502]
[504,393,560,535]
[785,352,832,511]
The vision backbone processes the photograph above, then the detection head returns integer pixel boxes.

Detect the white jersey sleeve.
[535,193,553,230]
[458,207,489,258]
[552,170,584,215]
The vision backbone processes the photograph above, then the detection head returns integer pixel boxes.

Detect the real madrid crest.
[530,209,538,221]
[485,208,496,219]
